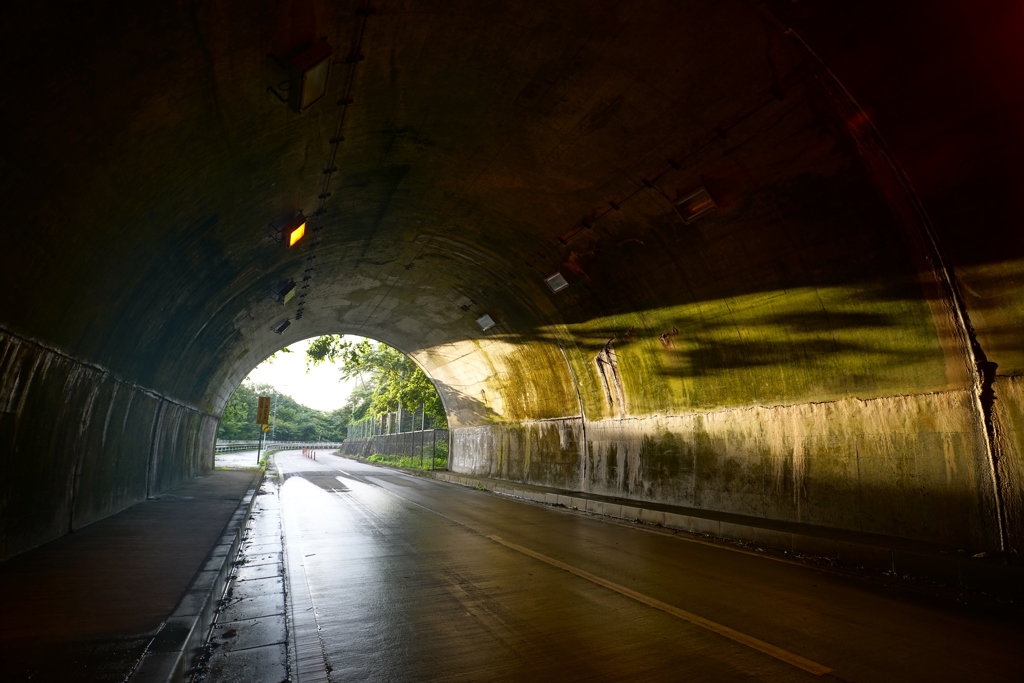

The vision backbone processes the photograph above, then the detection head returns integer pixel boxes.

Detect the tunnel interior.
[2,0,1023,562]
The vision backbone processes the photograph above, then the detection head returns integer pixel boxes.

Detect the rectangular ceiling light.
[675,186,716,223]
[271,319,291,334]
[476,314,496,331]
[545,272,569,293]
[289,42,333,113]
[283,215,306,247]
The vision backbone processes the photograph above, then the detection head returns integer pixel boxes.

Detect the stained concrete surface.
[196,474,288,683]
[232,451,1023,682]
[0,469,259,682]
[5,0,1024,566]
[450,389,1003,551]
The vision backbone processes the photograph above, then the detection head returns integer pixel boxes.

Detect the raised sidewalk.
[0,468,262,682]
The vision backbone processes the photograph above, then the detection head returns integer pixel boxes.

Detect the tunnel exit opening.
[216,334,452,471]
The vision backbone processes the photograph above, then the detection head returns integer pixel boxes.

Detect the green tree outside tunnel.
[306,336,447,427]
[217,381,347,441]
[218,338,447,442]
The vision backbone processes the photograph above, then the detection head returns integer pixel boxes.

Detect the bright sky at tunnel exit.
[244,336,363,412]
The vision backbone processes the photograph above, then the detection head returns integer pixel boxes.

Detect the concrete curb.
[128,469,266,683]
[422,470,1022,600]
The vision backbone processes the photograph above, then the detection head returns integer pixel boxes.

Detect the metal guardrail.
[215,440,345,453]
[215,441,261,453]
[265,441,345,450]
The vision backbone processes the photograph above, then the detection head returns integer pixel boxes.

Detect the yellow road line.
[368,474,832,676]
[487,534,833,676]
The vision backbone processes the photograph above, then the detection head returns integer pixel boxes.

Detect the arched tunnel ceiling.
[0,0,1019,428]
[3,0,1024,558]
[7,0,1013,420]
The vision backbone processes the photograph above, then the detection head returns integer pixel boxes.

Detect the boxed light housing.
[545,272,569,293]
[288,42,333,113]
[272,279,297,304]
[476,314,496,331]
[674,185,716,223]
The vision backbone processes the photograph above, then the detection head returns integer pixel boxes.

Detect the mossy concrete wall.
[452,388,1001,550]
[994,375,1024,552]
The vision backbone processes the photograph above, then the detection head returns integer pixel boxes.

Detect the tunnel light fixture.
[675,185,716,223]
[272,279,297,304]
[283,214,306,248]
[545,272,569,293]
[476,314,496,331]
[271,319,291,335]
[289,42,333,113]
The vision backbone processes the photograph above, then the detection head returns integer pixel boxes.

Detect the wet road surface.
[271,450,1023,682]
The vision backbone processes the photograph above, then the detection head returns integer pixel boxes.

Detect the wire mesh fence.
[341,410,449,470]
[339,429,449,470]
[346,407,445,439]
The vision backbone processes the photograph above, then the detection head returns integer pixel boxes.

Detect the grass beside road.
[367,453,448,471]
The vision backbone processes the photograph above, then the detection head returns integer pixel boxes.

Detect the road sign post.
[256,396,271,466]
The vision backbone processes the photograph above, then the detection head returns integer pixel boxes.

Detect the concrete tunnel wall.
[2,0,1023,561]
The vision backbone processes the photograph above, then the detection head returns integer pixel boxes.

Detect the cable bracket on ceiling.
[292,0,374,322]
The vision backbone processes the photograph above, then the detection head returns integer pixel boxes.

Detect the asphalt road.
[271,450,1023,682]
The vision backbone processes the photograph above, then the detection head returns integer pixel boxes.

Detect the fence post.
[431,429,436,471]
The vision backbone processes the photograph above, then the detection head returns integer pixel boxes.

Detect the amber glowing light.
[288,221,306,247]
